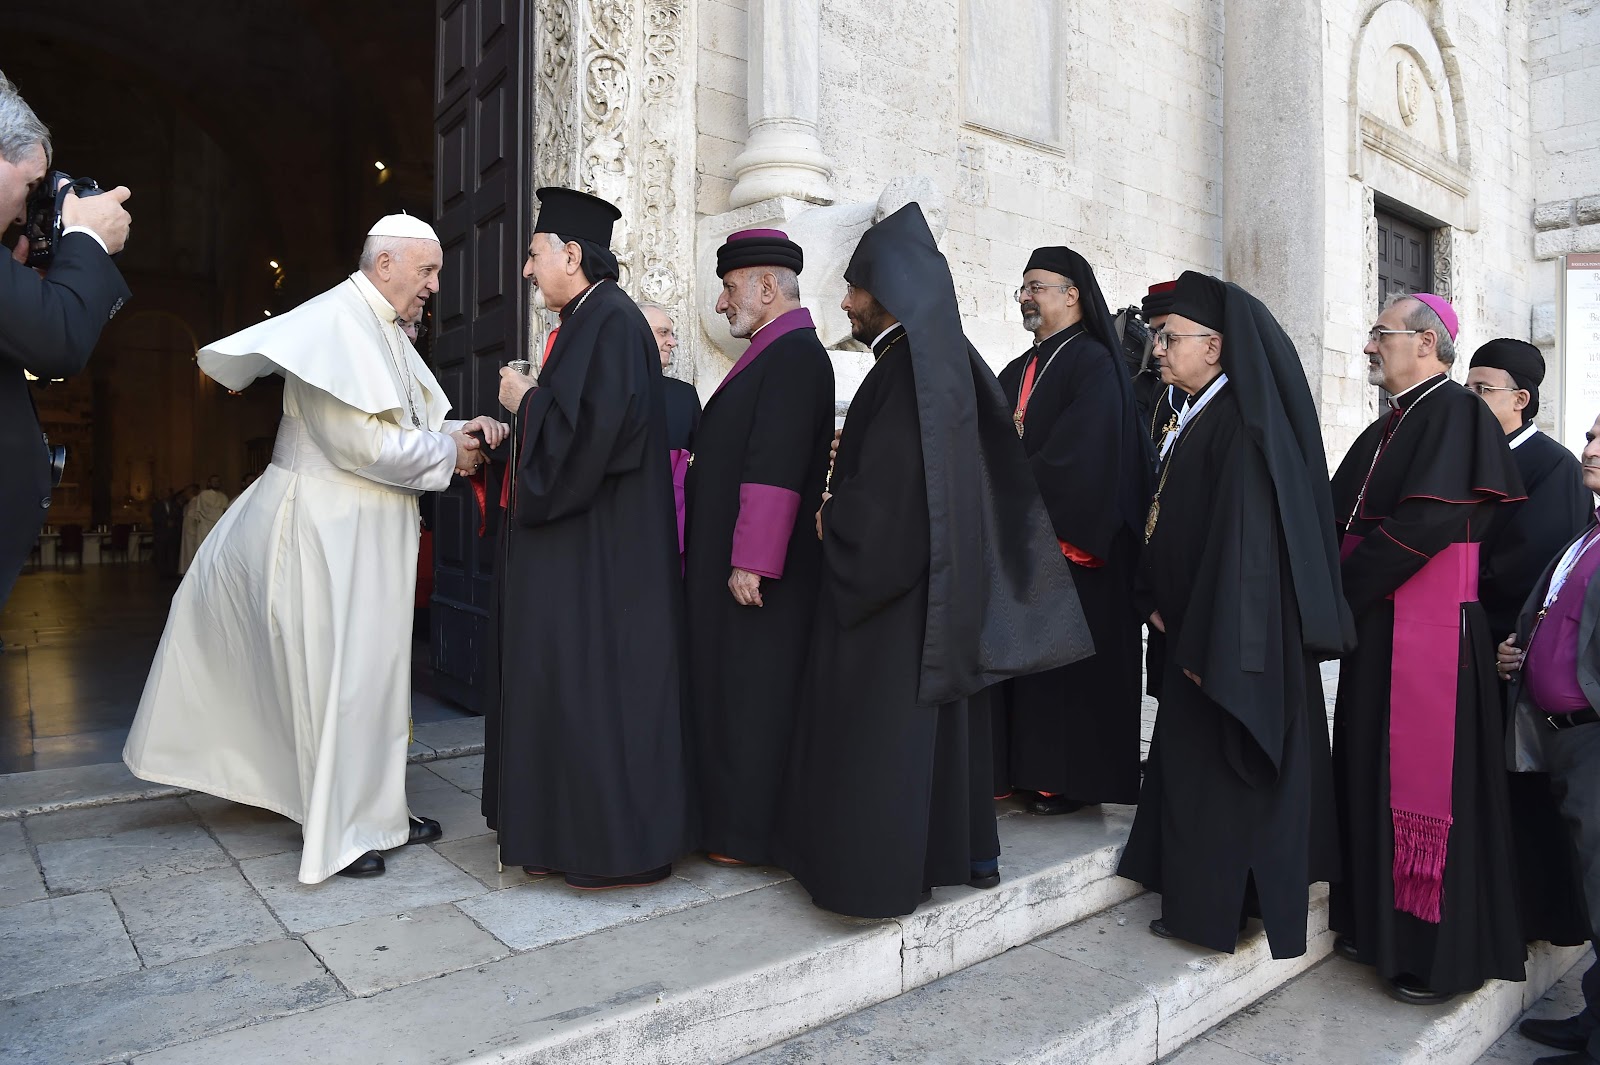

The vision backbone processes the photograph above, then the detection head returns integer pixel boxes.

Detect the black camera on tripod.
[23,170,105,269]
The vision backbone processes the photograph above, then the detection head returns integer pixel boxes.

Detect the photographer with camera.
[0,73,132,611]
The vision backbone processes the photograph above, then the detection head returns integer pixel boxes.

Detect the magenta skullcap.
[1411,293,1458,341]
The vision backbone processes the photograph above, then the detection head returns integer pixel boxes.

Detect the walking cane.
[493,357,534,875]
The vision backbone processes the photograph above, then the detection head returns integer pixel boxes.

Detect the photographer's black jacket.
[0,231,129,607]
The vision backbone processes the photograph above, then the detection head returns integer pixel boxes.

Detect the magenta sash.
[1343,535,1477,923]
[670,449,690,571]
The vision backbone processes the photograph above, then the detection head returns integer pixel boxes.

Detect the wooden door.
[429,0,528,711]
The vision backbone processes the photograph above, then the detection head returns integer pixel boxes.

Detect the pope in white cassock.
[124,215,507,883]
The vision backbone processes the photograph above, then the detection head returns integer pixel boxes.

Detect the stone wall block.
[1535,198,1575,229]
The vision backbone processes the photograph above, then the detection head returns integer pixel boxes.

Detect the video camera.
[1113,305,1153,376]
[23,170,105,269]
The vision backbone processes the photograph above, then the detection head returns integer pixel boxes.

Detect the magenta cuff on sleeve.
[731,482,801,579]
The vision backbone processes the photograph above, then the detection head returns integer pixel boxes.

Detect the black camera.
[24,170,104,269]
[1114,305,1153,375]
[42,433,66,488]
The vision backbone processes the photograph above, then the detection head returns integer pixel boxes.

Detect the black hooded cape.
[776,204,1092,918]
[1118,280,1351,960]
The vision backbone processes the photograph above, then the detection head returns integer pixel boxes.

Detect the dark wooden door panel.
[430,0,527,711]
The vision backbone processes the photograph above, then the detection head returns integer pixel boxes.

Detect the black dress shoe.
[1333,934,1360,961]
[564,865,672,890]
[1532,1053,1599,1065]
[1149,917,1176,940]
[968,859,1001,889]
[1027,794,1090,816]
[404,815,442,846]
[336,851,385,877]
[1382,973,1456,1006]
[1521,1014,1596,1052]
[523,865,556,876]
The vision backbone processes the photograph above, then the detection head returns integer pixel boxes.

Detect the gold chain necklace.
[351,280,421,428]
[1144,398,1217,544]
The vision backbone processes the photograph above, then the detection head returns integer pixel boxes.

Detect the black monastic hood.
[845,203,1094,705]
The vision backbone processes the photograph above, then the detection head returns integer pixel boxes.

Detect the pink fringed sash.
[1342,535,1478,924]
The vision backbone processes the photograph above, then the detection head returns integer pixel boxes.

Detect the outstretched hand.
[451,430,483,476]
[461,415,510,449]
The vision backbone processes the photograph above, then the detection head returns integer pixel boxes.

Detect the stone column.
[1223,0,1325,398]
[728,0,835,208]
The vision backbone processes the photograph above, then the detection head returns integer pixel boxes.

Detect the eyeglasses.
[1366,327,1420,343]
[1467,382,1523,397]
[1015,282,1073,300]
[1150,330,1217,351]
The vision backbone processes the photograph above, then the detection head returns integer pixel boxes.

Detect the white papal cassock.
[125,270,465,884]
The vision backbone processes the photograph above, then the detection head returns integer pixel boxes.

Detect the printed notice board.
[1562,254,1600,456]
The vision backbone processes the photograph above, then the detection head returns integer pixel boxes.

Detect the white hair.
[359,234,429,272]
[0,72,50,166]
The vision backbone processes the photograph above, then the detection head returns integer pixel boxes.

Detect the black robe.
[482,280,692,876]
[1117,386,1339,958]
[776,328,999,918]
[1329,376,1527,992]
[662,377,700,453]
[683,323,834,863]
[993,325,1143,804]
[1482,426,1591,947]
[1140,382,1185,699]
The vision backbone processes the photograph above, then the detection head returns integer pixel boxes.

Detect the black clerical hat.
[1169,270,1226,332]
[1023,245,1120,364]
[1142,280,1177,321]
[717,228,804,277]
[1471,338,1545,418]
[534,187,621,246]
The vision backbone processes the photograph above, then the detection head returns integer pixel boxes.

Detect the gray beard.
[1023,311,1043,333]
[1366,362,1386,387]
[728,307,762,339]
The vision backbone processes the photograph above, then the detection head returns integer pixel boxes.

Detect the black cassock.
[993,325,1144,804]
[662,377,700,452]
[1118,386,1339,958]
[1140,382,1186,700]
[482,280,692,876]
[1483,426,1591,947]
[1329,377,1527,993]
[683,317,834,863]
[776,329,997,917]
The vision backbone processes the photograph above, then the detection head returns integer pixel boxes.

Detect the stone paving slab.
[112,865,286,967]
[240,844,486,934]
[135,882,904,1065]
[0,819,45,908]
[422,752,483,791]
[412,783,492,843]
[432,831,533,892]
[184,794,302,861]
[458,869,714,952]
[1167,942,1590,1065]
[37,820,231,893]
[302,902,510,996]
[26,794,196,844]
[0,890,141,998]
[0,714,486,820]
[1,938,345,1065]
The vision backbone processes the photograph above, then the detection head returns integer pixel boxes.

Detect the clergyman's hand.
[462,415,510,448]
[451,430,482,476]
[1183,668,1203,688]
[1149,610,1166,633]
[829,427,841,467]
[729,567,764,607]
[499,366,536,414]
[1497,634,1524,680]
[815,492,831,541]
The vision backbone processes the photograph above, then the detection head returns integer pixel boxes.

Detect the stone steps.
[123,805,1141,1064]
[1166,943,1587,1065]
[737,888,1333,1064]
[741,893,1587,1065]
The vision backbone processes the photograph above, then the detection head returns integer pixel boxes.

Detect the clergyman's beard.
[1022,307,1043,334]
[1366,357,1387,387]
[728,303,762,340]
[851,310,891,346]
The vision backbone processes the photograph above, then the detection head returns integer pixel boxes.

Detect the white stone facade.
[581,0,1600,467]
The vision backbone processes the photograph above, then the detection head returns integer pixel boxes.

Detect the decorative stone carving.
[1349,0,1475,231]
[531,0,696,381]
[1431,225,1452,301]
[1397,56,1423,127]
